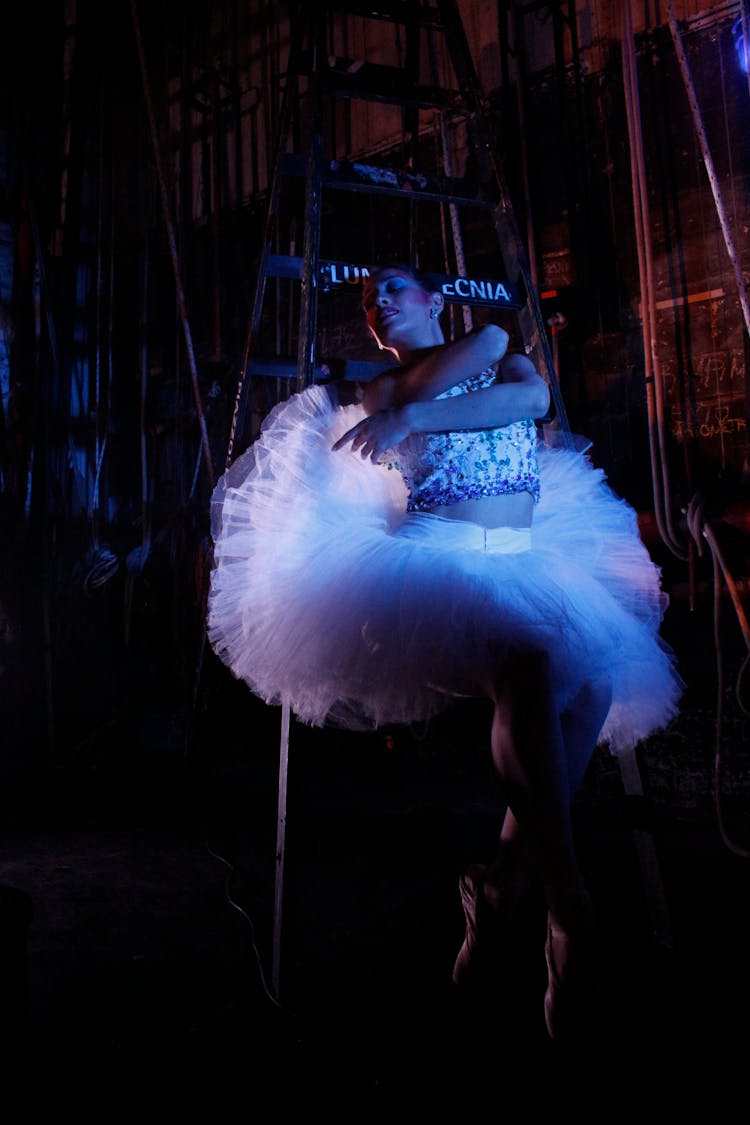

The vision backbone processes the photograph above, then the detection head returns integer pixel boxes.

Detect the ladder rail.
[225,1,309,469]
[296,11,325,393]
[437,0,573,443]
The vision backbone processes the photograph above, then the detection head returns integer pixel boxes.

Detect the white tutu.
[207,382,684,754]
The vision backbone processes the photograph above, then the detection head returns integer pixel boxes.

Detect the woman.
[207,264,683,1039]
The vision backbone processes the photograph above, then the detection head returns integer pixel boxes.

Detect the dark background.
[1,3,749,1118]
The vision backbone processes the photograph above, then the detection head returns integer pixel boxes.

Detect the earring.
[430,307,437,319]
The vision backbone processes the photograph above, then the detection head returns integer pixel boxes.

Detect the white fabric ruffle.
[207,382,683,753]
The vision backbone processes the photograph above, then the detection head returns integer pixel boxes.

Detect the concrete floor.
[1,590,749,1122]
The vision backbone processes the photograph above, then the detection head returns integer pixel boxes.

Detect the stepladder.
[215,0,673,999]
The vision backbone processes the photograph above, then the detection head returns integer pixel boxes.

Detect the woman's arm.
[334,352,550,462]
[361,324,509,413]
[399,366,549,432]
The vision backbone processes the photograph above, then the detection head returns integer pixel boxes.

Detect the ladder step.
[246,355,391,383]
[245,356,330,380]
[323,0,446,29]
[280,154,496,207]
[300,54,473,113]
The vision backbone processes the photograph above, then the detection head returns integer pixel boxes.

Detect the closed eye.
[362,278,409,311]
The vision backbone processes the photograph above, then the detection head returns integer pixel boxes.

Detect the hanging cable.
[426,25,472,334]
[621,4,687,559]
[511,4,539,295]
[83,28,120,597]
[666,0,750,341]
[439,115,473,336]
[92,153,115,542]
[224,1,308,471]
[52,0,77,257]
[432,122,457,341]
[124,234,154,648]
[90,71,110,552]
[685,495,750,859]
[130,0,215,490]
[92,109,103,546]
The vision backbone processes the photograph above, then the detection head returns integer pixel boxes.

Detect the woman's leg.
[489,659,614,1037]
[489,650,588,912]
[454,654,585,984]
[451,688,531,986]
[454,656,612,1016]
[482,688,535,905]
[487,670,612,905]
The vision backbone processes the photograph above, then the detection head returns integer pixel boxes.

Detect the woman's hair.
[364,261,441,296]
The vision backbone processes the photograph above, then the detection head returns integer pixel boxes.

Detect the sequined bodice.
[389,369,541,512]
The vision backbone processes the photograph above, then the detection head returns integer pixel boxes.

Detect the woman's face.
[362,268,440,352]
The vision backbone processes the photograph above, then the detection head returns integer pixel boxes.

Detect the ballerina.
[207,263,683,1038]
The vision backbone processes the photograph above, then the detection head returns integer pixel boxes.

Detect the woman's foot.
[452,862,522,986]
[543,890,599,1040]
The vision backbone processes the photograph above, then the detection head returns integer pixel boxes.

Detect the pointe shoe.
[543,907,599,1041]
[452,863,512,986]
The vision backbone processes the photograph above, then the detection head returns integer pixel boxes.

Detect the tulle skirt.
[207,382,684,754]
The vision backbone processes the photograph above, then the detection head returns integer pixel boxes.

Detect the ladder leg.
[271,701,292,999]
[617,746,675,949]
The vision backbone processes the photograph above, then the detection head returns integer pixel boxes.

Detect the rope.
[90,69,116,554]
[685,495,750,859]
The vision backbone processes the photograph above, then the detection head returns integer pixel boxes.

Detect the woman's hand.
[332,407,412,462]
